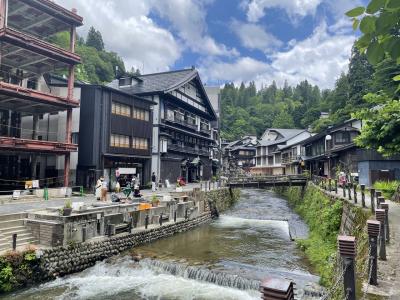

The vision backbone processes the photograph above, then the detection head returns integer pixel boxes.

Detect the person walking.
[151,172,157,192]
[95,176,103,200]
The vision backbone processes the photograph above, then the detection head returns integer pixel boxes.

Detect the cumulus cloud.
[231,20,282,53]
[243,0,323,23]
[56,0,181,73]
[151,0,238,57]
[200,22,355,89]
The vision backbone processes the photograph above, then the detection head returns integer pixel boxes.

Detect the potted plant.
[151,195,159,207]
[63,199,73,216]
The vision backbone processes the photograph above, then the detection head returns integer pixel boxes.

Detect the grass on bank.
[281,185,343,286]
[373,180,400,200]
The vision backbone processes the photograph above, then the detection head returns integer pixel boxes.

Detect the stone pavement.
[321,184,400,299]
[0,182,211,216]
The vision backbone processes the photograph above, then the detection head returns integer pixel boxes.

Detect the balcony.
[0,137,77,154]
[163,117,198,131]
[167,144,210,156]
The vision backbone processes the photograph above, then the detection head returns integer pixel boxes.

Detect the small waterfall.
[140,258,261,291]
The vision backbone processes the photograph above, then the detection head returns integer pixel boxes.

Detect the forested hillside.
[219,44,398,140]
[49,27,139,84]
[50,27,400,145]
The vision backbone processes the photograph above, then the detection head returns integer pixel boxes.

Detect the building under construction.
[0,0,82,190]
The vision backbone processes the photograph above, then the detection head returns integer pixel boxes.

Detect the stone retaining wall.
[39,212,212,278]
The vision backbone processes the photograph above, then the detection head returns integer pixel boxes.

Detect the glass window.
[132,137,149,150]
[133,107,150,121]
[110,134,130,148]
[112,102,131,117]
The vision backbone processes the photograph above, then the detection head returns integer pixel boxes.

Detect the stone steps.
[0,213,37,251]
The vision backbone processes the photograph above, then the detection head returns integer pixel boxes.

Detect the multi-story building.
[222,135,257,173]
[205,86,222,176]
[253,129,311,175]
[0,0,82,189]
[76,84,155,190]
[110,68,217,185]
[301,119,400,185]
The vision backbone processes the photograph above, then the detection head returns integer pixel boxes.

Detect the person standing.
[151,172,157,192]
[95,176,103,200]
[101,177,108,201]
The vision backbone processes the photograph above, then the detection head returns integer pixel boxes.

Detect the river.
[6,189,320,300]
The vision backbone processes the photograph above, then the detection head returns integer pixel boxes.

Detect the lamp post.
[325,134,332,178]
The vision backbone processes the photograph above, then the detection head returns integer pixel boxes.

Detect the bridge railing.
[228,174,308,184]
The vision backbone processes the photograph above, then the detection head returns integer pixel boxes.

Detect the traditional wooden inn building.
[0,0,82,189]
[252,129,311,175]
[222,135,257,172]
[301,119,400,186]
[109,68,217,185]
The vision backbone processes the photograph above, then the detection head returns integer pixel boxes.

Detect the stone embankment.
[40,213,212,278]
[0,187,239,293]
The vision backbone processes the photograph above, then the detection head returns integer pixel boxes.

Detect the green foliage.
[352,93,400,156]
[281,186,343,286]
[86,26,105,51]
[49,29,129,84]
[348,0,400,69]
[0,249,40,293]
[373,180,400,198]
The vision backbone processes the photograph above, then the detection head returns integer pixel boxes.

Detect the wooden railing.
[227,174,308,187]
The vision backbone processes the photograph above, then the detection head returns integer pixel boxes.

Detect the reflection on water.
[5,189,319,300]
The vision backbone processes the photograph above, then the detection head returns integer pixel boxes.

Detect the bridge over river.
[227,175,308,188]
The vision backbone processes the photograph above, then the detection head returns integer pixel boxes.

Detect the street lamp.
[325,135,332,178]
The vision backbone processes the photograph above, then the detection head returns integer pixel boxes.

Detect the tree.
[347,0,400,155]
[86,26,105,51]
[347,45,374,108]
[272,110,295,128]
[353,93,400,156]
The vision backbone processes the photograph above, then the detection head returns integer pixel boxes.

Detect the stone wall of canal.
[276,183,370,300]
[0,188,239,293]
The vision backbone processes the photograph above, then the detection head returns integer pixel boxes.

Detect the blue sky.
[58,0,366,89]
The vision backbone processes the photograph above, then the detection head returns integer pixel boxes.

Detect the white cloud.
[231,20,282,53]
[151,0,238,57]
[243,0,323,23]
[200,22,355,89]
[56,0,181,73]
[199,57,270,83]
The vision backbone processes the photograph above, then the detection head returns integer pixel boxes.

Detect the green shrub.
[280,186,343,287]
[373,180,400,199]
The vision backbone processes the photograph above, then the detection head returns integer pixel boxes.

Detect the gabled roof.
[111,68,217,119]
[116,69,196,95]
[301,119,360,146]
[258,129,306,147]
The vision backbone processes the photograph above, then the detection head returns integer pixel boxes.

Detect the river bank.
[2,189,322,299]
[0,187,239,294]
[276,184,371,300]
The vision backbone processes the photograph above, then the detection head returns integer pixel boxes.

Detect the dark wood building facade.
[110,68,217,185]
[77,85,154,190]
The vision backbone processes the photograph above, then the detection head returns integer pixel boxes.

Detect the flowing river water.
[6,189,321,300]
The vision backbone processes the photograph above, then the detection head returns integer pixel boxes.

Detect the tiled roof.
[116,69,196,95]
[258,129,306,147]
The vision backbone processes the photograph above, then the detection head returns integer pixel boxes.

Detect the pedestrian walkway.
[0,182,214,216]
[319,183,400,299]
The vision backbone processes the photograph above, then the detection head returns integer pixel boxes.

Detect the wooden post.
[145,214,149,229]
[12,233,17,251]
[380,203,390,243]
[343,183,346,197]
[375,209,386,260]
[375,191,382,208]
[329,178,332,192]
[370,188,375,213]
[335,179,338,194]
[338,235,357,300]
[377,196,384,208]
[360,184,366,208]
[259,277,295,300]
[353,184,357,203]
[348,183,352,201]
[367,220,380,285]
